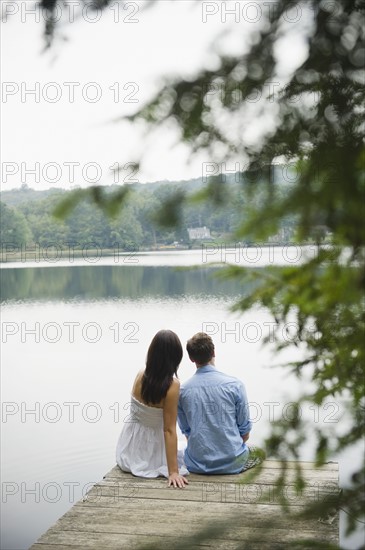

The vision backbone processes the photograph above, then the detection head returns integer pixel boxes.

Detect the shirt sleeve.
[177,395,191,437]
[235,381,252,436]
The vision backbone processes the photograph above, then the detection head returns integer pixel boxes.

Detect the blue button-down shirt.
[177,365,252,474]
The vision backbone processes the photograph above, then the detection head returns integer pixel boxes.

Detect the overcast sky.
[1,0,310,191]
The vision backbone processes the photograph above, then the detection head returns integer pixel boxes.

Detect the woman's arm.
[163,379,189,488]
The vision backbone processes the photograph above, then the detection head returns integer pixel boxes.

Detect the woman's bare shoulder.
[131,370,145,395]
[165,377,180,398]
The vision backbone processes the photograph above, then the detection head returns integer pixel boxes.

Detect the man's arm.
[235,381,252,438]
[177,394,191,438]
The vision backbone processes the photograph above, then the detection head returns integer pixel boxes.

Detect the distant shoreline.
[0,242,322,265]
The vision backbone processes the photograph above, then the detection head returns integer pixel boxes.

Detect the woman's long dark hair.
[141,330,183,405]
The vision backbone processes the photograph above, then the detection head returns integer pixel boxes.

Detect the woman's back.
[131,371,165,409]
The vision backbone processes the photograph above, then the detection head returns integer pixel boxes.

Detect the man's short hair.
[186,332,215,365]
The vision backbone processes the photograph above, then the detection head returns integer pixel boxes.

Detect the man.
[178,332,264,474]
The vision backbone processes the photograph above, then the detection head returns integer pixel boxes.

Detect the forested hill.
[1,177,202,208]
[0,169,296,250]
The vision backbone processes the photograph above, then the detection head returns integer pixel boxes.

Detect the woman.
[116,330,189,488]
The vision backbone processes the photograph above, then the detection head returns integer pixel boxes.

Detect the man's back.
[178,365,252,474]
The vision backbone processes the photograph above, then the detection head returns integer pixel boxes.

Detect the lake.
[1,250,363,549]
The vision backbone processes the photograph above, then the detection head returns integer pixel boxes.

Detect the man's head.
[186,332,215,367]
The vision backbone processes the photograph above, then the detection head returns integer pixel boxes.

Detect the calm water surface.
[1,252,363,549]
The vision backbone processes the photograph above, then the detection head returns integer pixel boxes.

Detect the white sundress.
[116,395,188,478]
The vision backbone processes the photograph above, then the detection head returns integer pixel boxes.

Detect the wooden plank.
[105,460,339,472]
[30,461,339,549]
[103,464,338,485]
[104,461,339,479]
[95,475,339,492]
[31,536,337,550]
[103,470,338,483]
[31,528,335,550]
[31,541,245,550]
[82,479,339,507]
[34,499,338,539]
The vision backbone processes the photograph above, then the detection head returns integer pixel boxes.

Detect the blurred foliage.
[35,0,365,544]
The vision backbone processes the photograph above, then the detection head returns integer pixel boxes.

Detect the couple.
[116,330,264,488]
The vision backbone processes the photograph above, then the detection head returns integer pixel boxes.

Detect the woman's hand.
[168,472,189,488]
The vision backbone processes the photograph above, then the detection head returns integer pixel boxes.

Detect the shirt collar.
[195,364,215,374]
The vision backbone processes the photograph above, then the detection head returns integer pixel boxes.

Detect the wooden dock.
[30,461,339,549]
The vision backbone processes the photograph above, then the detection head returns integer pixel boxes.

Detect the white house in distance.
[187,226,212,240]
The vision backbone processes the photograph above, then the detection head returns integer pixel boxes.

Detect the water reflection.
[1,261,361,549]
[0,265,250,302]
